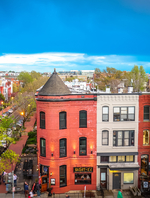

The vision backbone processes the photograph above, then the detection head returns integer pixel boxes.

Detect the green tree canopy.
[0,150,19,174]
[18,71,33,85]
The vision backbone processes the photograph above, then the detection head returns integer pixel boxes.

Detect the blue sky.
[0,0,150,72]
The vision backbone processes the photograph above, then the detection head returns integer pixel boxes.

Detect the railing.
[100,184,104,198]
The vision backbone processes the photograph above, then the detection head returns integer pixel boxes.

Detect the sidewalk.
[0,112,36,194]
[0,105,12,116]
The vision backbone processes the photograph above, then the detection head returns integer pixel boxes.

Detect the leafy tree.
[130,65,148,92]
[0,116,15,148]
[14,92,36,126]
[30,71,42,80]
[0,93,5,101]
[0,150,19,174]
[18,71,33,86]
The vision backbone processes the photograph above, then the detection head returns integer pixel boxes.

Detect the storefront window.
[60,165,67,187]
[75,173,91,184]
[141,155,149,176]
[124,173,134,184]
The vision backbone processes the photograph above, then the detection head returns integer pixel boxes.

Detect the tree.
[0,93,5,101]
[14,92,36,126]
[0,150,19,174]
[130,65,148,92]
[18,71,33,86]
[0,116,15,148]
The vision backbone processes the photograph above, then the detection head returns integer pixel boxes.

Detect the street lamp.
[11,97,14,104]
[1,101,3,115]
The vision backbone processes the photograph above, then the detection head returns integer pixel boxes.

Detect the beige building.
[97,94,139,190]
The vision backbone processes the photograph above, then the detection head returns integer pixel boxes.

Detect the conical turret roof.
[38,69,71,96]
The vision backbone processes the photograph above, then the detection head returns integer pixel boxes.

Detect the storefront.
[74,167,93,185]
[97,164,139,190]
[40,164,49,192]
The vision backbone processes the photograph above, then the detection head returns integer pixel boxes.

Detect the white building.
[97,94,139,190]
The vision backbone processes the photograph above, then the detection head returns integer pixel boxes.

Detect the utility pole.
[12,170,14,198]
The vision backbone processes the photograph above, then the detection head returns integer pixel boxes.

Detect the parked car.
[7,128,12,137]
[16,122,23,127]
[2,113,7,117]
[8,108,13,114]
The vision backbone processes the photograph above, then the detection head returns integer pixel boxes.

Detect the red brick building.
[36,69,97,193]
[138,94,150,189]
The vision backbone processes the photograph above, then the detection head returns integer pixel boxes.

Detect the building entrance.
[113,173,121,189]
[100,168,107,189]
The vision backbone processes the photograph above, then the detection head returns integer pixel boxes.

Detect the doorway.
[100,168,107,189]
[113,173,121,189]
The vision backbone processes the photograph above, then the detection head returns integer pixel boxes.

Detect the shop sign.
[73,167,93,172]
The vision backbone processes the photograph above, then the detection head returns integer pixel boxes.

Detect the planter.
[47,187,53,197]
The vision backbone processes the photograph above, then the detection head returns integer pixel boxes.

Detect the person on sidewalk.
[35,182,41,197]
[13,173,17,186]
[24,182,29,198]
[117,189,123,198]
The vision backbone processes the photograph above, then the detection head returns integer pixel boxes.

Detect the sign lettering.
[73,167,93,172]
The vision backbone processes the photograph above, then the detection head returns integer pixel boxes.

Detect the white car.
[8,109,13,114]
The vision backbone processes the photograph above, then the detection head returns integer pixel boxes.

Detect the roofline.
[37,93,141,96]
[36,98,97,102]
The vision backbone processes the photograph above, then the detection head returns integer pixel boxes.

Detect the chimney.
[128,86,133,93]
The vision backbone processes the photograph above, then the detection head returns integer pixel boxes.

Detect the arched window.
[144,106,150,121]
[102,106,109,122]
[79,137,87,156]
[102,130,109,145]
[60,165,67,187]
[143,130,149,145]
[59,111,66,129]
[40,138,46,157]
[79,110,87,128]
[60,138,67,157]
[141,155,149,175]
[40,111,45,129]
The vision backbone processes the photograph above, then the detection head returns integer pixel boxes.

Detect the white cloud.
[0,52,149,72]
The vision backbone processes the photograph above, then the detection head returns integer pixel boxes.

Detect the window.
[113,107,135,121]
[60,138,67,157]
[79,110,87,128]
[40,112,45,129]
[59,112,66,129]
[40,138,46,157]
[101,156,109,163]
[60,165,67,187]
[126,155,134,162]
[102,106,109,121]
[118,156,125,162]
[141,155,149,176]
[110,156,117,162]
[143,130,149,145]
[113,131,134,146]
[102,130,109,145]
[79,137,87,156]
[75,173,91,184]
[124,173,134,184]
[144,106,150,121]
